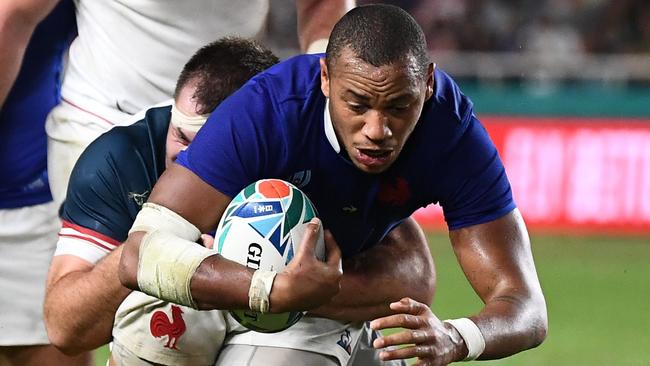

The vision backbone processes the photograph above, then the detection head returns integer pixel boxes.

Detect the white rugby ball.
[215,179,324,333]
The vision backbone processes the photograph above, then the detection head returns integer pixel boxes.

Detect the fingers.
[370,298,433,331]
[389,297,431,316]
[200,234,215,249]
[323,230,342,270]
[377,344,433,361]
[373,329,431,349]
[295,217,321,258]
[371,312,427,331]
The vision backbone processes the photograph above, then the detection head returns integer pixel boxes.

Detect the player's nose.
[362,110,392,143]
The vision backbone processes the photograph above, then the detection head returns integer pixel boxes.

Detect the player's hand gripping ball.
[214,179,325,332]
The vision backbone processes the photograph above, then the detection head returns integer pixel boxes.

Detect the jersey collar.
[323,98,340,153]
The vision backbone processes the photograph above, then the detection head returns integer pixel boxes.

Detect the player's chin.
[352,157,394,174]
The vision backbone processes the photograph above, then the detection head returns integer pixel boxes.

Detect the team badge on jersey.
[378,177,411,206]
[150,305,186,350]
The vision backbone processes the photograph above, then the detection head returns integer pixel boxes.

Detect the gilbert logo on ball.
[215,179,325,333]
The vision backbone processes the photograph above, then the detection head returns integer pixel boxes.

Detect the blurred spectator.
[357,0,650,54]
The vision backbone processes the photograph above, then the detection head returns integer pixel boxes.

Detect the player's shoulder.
[252,54,322,102]
[73,105,169,180]
[91,106,169,152]
[428,67,474,125]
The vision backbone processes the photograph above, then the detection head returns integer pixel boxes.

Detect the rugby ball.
[214,179,324,333]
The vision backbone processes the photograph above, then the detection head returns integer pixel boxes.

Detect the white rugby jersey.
[62,0,270,125]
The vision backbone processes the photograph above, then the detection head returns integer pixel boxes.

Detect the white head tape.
[170,103,210,133]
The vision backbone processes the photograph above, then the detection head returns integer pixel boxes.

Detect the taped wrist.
[444,318,486,361]
[137,230,214,308]
[129,202,200,241]
[248,270,277,313]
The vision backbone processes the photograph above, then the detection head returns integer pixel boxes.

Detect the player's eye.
[347,102,367,113]
[390,104,409,112]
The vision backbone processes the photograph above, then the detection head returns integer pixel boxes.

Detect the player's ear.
[424,62,435,101]
[319,58,330,98]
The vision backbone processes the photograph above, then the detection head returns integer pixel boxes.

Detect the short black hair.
[326,4,429,77]
[174,37,279,115]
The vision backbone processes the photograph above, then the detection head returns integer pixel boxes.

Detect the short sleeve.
[436,115,516,230]
[176,78,287,197]
[56,134,140,263]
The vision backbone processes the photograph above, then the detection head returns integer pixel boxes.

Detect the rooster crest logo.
[150,305,186,350]
[378,177,411,206]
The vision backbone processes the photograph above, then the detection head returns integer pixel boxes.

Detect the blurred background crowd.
[267,0,650,84]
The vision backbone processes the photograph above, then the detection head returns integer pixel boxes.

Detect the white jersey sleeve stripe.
[54,235,111,264]
[60,220,120,248]
[58,231,115,252]
[55,220,121,263]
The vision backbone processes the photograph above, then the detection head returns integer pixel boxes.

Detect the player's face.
[165,84,199,168]
[166,125,197,168]
[320,48,434,174]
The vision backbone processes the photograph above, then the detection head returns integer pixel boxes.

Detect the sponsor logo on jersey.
[342,205,358,213]
[337,329,352,354]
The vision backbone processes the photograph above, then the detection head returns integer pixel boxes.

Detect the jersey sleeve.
[176,77,288,197]
[56,133,139,264]
[436,115,516,230]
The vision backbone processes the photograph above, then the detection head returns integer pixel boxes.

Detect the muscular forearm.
[450,210,548,360]
[311,218,436,322]
[295,0,353,51]
[0,17,31,106]
[473,290,547,359]
[0,0,58,106]
[45,247,132,354]
[120,220,342,314]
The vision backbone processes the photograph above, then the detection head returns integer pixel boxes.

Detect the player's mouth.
[355,148,393,167]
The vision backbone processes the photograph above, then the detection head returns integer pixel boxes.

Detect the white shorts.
[45,99,133,207]
[112,294,400,366]
[218,318,407,366]
[112,292,227,366]
[0,201,60,345]
[222,315,365,366]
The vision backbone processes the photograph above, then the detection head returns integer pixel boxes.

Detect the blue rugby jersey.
[0,0,76,208]
[59,106,169,259]
[177,54,515,257]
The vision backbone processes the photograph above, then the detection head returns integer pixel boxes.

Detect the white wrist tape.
[137,230,214,308]
[129,202,200,241]
[306,38,328,54]
[248,270,277,313]
[444,318,486,361]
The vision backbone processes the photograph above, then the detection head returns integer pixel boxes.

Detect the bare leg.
[0,345,92,366]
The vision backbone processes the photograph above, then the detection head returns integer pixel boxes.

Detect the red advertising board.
[414,116,650,234]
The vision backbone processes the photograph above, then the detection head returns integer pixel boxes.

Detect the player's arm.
[0,0,59,106]
[295,0,353,53]
[310,217,435,321]
[44,247,131,355]
[371,209,547,364]
[118,163,343,313]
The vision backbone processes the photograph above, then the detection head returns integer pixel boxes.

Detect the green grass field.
[94,233,650,365]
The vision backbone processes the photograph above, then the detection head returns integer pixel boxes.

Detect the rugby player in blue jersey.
[120,5,547,365]
[44,37,433,365]
[0,1,85,365]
